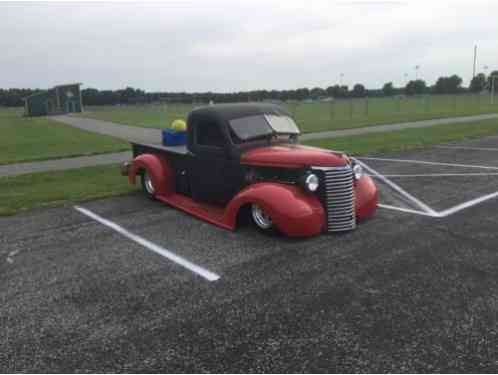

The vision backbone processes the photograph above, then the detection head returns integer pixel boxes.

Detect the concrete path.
[2,112,497,178]
[52,115,161,144]
[299,113,498,141]
[53,113,498,143]
[54,113,498,143]
[0,152,132,177]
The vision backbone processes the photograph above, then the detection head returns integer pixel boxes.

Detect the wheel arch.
[128,153,175,196]
[223,182,325,237]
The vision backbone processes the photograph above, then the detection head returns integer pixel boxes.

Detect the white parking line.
[354,159,438,215]
[358,158,498,218]
[74,206,220,282]
[358,157,498,171]
[379,191,498,218]
[436,191,498,217]
[377,204,436,217]
[436,146,498,152]
[369,172,498,178]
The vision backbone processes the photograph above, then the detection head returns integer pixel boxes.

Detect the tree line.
[0,88,39,107]
[1,71,496,107]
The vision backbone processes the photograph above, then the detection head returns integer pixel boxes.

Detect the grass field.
[0,164,137,215]
[3,117,498,216]
[77,103,193,130]
[78,94,498,133]
[305,117,498,155]
[0,107,129,165]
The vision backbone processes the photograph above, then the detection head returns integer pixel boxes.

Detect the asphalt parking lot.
[1,136,498,372]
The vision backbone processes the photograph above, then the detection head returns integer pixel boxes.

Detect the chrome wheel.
[251,204,273,230]
[142,171,155,196]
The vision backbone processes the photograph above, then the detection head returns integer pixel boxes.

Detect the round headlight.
[304,173,319,192]
[353,164,363,180]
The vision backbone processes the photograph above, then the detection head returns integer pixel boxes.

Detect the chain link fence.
[83,93,498,133]
[281,94,498,133]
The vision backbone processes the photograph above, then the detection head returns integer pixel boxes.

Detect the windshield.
[264,114,300,134]
[229,115,273,142]
[229,114,300,143]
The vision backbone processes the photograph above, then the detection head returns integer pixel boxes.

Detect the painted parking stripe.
[74,206,220,282]
[436,146,498,152]
[369,172,498,178]
[354,159,438,215]
[358,155,498,219]
[436,191,498,217]
[378,204,436,217]
[358,157,498,170]
[379,190,498,218]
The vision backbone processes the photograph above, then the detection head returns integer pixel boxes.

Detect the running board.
[156,194,234,231]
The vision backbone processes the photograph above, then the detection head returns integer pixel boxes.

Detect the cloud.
[0,0,496,91]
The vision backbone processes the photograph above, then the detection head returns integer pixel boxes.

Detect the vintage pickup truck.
[122,103,378,237]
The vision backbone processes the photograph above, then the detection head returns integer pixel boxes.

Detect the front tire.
[141,170,156,199]
[251,204,274,232]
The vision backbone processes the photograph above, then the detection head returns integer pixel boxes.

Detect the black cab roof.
[188,103,291,123]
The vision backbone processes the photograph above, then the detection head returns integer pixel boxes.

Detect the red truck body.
[124,103,378,237]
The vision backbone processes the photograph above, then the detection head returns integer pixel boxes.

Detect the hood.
[240,144,349,168]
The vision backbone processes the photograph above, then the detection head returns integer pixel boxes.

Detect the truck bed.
[131,142,189,157]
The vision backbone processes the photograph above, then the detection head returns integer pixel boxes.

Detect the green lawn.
[3,118,498,216]
[305,118,498,155]
[0,164,137,215]
[78,94,498,133]
[290,94,498,133]
[0,107,129,165]
[78,103,193,130]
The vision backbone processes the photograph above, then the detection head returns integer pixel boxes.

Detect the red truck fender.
[224,182,325,237]
[128,154,175,196]
[354,176,378,221]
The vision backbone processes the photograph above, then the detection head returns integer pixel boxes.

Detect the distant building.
[23,83,83,116]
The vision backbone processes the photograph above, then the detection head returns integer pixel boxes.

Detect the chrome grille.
[316,166,356,232]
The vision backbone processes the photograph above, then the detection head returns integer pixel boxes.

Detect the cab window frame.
[193,120,227,157]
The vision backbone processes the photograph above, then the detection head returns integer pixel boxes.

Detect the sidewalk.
[2,112,498,177]
[0,152,131,177]
[53,113,498,143]
[299,113,498,141]
[52,115,161,144]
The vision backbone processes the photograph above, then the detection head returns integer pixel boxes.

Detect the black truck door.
[188,120,243,205]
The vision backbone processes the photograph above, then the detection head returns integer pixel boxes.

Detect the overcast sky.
[1,1,497,92]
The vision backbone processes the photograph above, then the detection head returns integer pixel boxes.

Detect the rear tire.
[251,204,274,233]
[141,170,156,199]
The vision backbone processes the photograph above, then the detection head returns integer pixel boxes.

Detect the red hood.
[240,144,349,168]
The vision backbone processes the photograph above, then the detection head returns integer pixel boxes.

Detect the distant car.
[122,103,378,237]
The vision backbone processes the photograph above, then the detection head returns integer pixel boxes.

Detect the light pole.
[473,45,477,78]
[339,73,344,87]
[415,65,420,80]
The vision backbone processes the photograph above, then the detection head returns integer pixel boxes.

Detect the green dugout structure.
[24,83,83,116]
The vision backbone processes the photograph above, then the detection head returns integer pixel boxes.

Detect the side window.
[196,123,225,148]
